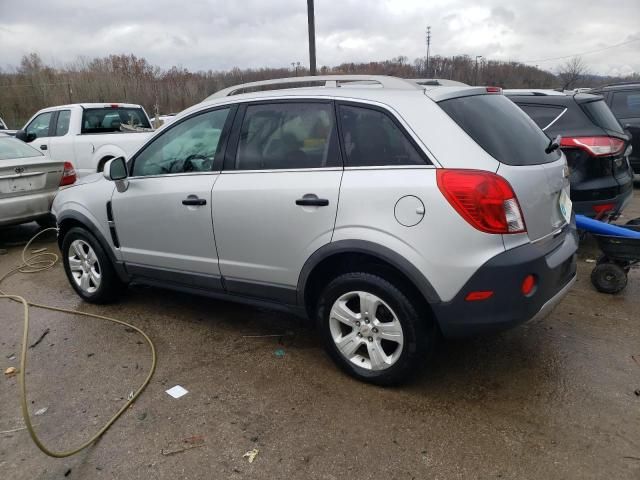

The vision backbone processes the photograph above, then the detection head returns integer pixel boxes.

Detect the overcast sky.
[0,0,638,76]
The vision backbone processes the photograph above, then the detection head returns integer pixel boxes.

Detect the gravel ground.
[0,192,639,480]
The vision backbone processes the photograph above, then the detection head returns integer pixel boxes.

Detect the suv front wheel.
[61,227,124,303]
[317,272,435,385]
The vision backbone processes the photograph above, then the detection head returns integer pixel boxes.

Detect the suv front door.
[212,101,342,302]
[110,106,234,288]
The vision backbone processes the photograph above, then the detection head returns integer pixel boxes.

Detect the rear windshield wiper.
[545,135,562,154]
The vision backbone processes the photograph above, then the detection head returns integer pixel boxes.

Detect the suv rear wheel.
[61,227,124,303]
[317,272,435,385]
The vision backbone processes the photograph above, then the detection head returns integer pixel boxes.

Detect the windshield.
[439,94,561,166]
[81,107,151,134]
[0,137,43,160]
[581,100,625,135]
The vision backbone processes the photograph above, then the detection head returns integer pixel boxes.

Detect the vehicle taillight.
[60,162,76,186]
[559,136,625,157]
[436,169,526,234]
[486,87,502,94]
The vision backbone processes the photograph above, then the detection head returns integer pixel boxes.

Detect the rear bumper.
[433,223,578,338]
[572,181,633,217]
[0,190,56,226]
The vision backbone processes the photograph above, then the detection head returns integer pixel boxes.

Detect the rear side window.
[440,95,560,166]
[55,110,71,136]
[82,107,151,134]
[581,100,624,134]
[338,105,426,167]
[610,91,640,118]
[235,102,339,170]
[515,103,566,131]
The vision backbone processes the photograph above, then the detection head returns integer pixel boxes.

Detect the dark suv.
[589,82,640,179]
[506,90,633,218]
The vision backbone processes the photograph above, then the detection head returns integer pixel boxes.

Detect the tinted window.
[132,108,230,177]
[440,95,560,165]
[338,105,425,167]
[82,107,151,134]
[236,103,338,170]
[26,112,53,139]
[610,91,640,118]
[55,110,71,136]
[581,100,624,134]
[0,137,43,160]
[516,104,566,130]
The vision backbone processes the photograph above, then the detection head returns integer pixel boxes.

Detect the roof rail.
[207,75,421,100]
[594,81,640,89]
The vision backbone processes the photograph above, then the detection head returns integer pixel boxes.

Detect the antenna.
[426,26,431,77]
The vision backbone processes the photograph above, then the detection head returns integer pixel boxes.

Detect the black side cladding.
[106,201,120,248]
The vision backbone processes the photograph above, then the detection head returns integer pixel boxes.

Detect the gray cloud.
[0,0,638,75]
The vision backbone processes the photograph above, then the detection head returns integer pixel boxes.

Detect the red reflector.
[60,161,76,186]
[592,203,615,214]
[486,86,502,94]
[436,169,526,234]
[559,136,625,157]
[465,291,494,301]
[521,275,536,296]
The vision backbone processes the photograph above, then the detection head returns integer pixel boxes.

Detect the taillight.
[560,136,625,157]
[60,161,76,186]
[486,87,502,94]
[436,169,526,234]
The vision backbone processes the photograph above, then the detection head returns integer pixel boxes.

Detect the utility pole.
[475,55,483,85]
[307,0,317,75]
[67,82,73,104]
[425,26,431,77]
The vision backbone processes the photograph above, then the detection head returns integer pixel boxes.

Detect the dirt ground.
[1,193,639,480]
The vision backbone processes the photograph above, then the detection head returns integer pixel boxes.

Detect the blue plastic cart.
[576,215,640,293]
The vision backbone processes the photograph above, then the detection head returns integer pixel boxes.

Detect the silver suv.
[51,75,578,385]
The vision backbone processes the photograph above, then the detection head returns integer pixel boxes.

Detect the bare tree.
[558,56,588,90]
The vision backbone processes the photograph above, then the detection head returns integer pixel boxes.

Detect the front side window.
[338,105,426,167]
[132,108,230,177]
[55,110,71,136]
[235,102,339,170]
[26,112,53,139]
[610,91,640,118]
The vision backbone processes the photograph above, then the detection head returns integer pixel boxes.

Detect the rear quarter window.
[580,100,624,135]
[515,103,566,131]
[439,95,560,166]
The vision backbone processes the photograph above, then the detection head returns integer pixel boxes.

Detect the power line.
[523,38,640,64]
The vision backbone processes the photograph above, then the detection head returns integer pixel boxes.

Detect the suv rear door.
[211,100,342,302]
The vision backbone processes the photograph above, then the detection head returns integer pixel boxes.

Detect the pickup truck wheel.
[61,227,124,303]
[317,272,434,386]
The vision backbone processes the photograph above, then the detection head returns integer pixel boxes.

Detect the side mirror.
[15,130,32,142]
[103,157,129,192]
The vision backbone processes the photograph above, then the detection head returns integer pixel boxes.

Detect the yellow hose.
[0,227,157,458]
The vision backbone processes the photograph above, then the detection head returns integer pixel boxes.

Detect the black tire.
[590,262,627,294]
[36,214,57,229]
[61,227,125,303]
[625,218,640,226]
[317,272,435,386]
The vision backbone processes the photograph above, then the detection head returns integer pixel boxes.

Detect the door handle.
[182,195,207,206]
[296,194,329,207]
[40,145,47,150]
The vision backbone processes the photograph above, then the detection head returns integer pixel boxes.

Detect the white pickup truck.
[15,103,154,177]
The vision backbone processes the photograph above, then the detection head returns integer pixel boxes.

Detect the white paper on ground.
[165,385,188,399]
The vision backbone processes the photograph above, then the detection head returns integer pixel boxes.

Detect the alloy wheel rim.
[68,239,101,294]
[329,291,404,371]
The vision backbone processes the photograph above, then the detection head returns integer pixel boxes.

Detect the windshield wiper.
[545,135,562,154]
